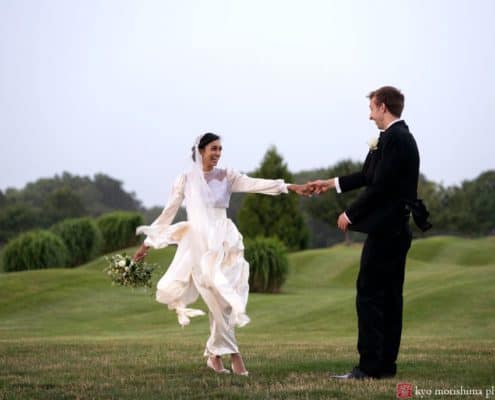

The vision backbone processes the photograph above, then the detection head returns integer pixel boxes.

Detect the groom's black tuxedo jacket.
[339,120,420,235]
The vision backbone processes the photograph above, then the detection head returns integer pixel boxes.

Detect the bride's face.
[200,139,222,170]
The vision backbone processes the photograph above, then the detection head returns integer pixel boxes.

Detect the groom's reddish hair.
[368,86,404,118]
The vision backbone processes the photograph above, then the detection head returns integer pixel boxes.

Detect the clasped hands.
[288,179,335,197]
[288,179,350,232]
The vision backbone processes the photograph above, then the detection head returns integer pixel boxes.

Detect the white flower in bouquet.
[104,253,158,289]
[368,136,379,151]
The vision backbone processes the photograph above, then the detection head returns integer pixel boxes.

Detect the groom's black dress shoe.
[331,367,372,380]
[378,364,397,379]
[379,370,396,379]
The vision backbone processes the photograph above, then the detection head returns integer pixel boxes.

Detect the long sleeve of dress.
[227,169,288,195]
[136,174,186,248]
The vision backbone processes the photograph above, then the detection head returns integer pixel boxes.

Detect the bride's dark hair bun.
[191,132,221,161]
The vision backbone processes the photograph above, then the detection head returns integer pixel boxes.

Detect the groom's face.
[369,98,386,130]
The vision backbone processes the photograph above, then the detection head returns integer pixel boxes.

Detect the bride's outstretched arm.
[228,169,309,195]
[133,174,186,260]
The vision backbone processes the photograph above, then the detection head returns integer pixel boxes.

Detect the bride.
[133,133,307,375]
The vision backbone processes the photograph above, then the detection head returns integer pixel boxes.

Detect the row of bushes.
[2,213,290,293]
[2,212,143,272]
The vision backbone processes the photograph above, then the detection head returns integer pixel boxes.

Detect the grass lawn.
[1,236,494,399]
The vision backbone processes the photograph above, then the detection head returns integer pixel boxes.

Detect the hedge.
[244,236,289,293]
[2,230,69,272]
[51,217,102,267]
[97,211,143,253]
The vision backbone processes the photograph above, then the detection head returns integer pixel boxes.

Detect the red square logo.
[397,383,413,399]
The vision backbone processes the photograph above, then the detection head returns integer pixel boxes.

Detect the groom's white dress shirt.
[334,119,402,224]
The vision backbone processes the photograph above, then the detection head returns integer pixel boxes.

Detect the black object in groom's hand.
[349,197,432,234]
[405,198,432,232]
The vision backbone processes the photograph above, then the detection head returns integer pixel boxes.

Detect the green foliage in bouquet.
[51,217,102,267]
[104,253,156,288]
[244,236,289,293]
[97,212,143,253]
[2,230,69,272]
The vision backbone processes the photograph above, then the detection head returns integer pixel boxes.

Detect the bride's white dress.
[136,167,288,356]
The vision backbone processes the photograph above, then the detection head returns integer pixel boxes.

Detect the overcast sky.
[1,0,494,207]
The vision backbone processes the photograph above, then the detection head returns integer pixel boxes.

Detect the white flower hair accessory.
[368,136,379,151]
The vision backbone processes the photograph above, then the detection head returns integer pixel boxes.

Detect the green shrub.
[244,236,289,293]
[97,212,143,253]
[51,217,102,267]
[2,230,69,272]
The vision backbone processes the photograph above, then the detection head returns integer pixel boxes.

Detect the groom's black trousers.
[356,222,412,377]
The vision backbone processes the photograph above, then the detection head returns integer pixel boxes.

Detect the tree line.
[1,150,494,250]
[0,172,141,244]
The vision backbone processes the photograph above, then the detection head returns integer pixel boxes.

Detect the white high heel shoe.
[232,368,249,377]
[231,360,249,376]
[206,357,231,374]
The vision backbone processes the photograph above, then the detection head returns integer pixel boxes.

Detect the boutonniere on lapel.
[367,136,379,151]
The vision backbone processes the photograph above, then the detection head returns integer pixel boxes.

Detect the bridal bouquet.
[104,253,157,289]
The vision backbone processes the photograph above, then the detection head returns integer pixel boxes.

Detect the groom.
[310,86,421,379]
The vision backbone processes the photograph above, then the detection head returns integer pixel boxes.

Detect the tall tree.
[238,147,309,250]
